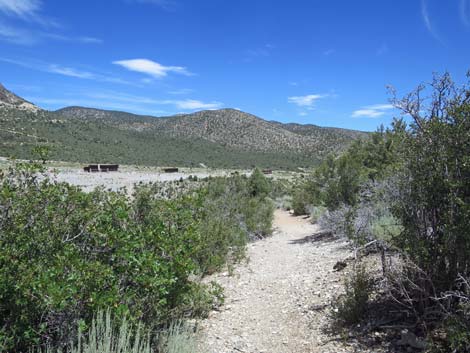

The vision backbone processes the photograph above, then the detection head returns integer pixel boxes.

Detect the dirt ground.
[198,210,384,353]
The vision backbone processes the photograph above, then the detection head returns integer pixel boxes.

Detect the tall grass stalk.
[157,321,198,353]
[34,311,152,353]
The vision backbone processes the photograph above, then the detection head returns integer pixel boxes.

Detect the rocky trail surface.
[198,210,377,353]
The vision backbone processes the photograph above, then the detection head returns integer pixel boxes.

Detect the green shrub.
[309,205,327,223]
[274,195,292,210]
[178,281,224,318]
[332,264,373,326]
[291,189,309,215]
[370,214,402,242]
[248,168,271,198]
[390,73,470,318]
[0,163,274,352]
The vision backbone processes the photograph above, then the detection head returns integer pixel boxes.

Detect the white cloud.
[28,96,170,116]
[81,91,222,111]
[172,99,222,110]
[0,0,41,19]
[0,0,58,27]
[288,94,326,109]
[0,57,133,85]
[299,111,308,116]
[47,64,95,79]
[113,58,193,78]
[421,0,442,42]
[43,33,103,44]
[352,104,393,118]
[0,1,100,44]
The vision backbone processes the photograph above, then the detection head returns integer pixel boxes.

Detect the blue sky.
[0,0,469,131]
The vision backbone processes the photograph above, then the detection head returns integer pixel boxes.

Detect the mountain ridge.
[1,84,368,169]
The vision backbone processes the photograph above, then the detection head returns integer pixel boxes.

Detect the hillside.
[0,84,40,112]
[1,85,367,169]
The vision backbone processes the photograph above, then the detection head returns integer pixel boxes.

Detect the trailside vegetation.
[0,163,274,352]
[294,72,470,351]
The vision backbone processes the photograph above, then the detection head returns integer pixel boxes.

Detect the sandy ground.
[198,210,379,353]
[45,167,232,192]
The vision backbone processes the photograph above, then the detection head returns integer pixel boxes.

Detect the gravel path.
[198,210,371,353]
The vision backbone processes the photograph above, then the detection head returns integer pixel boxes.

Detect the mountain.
[1,84,367,169]
[0,84,40,112]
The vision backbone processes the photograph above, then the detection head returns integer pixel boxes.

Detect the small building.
[83,164,119,172]
[262,169,273,175]
[100,164,119,172]
[163,167,179,173]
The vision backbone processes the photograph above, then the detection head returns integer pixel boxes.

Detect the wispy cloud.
[83,91,222,111]
[43,33,103,44]
[352,104,393,118]
[0,22,36,44]
[127,0,178,11]
[79,36,103,44]
[47,64,95,79]
[168,88,194,95]
[172,99,222,110]
[0,0,40,19]
[28,96,170,115]
[113,58,194,78]
[28,86,223,114]
[461,0,470,27]
[0,22,102,45]
[0,57,132,85]
[421,0,443,42]
[288,94,326,110]
[0,1,101,45]
[0,0,58,27]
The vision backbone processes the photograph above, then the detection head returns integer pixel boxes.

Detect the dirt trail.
[198,210,368,353]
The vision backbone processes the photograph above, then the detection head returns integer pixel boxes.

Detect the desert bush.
[370,214,402,242]
[274,194,292,210]
[388,73,470,315]
[244,196,274,239]
[318,205,355,239]
[332,263,374,326]
[0,163,274,352]
[157,321,198,353]
[249,167,271,198]
[291,189,310,215]
[269,178,292,200]
[308,205,327,224]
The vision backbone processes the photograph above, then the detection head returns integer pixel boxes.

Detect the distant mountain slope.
[0,84,40,112]
[1,84,368,169]
[57,107,367,156]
